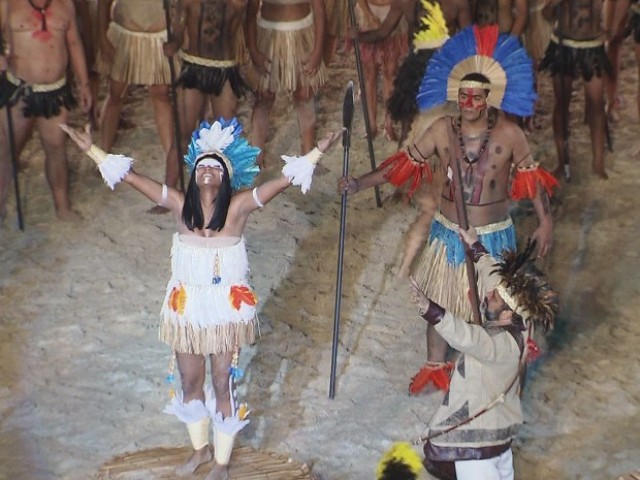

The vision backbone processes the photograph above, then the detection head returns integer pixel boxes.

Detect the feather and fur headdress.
[184,118,260,191]
[492,240,558,333]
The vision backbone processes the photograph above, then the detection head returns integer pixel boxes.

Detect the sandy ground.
[1,38,640,480]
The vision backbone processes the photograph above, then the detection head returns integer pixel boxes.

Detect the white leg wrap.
[213,428,237,466]
[186,417,210,450]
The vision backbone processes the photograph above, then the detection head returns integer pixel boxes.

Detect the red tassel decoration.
[379,150,433,198]
[526,338,541,363]
[511,164,559,200]
[408,362,454,395]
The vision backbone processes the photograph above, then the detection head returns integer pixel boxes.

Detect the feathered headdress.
[376,442,423,480]
[412,0,450,51]
[184,118,260,191]
[417,24,537,116]
[492,240,558,333]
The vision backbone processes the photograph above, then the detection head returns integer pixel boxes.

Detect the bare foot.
[205,462,229,480]
[175,446,213,476]
[592,168,609,180]
[56,209,83,222]
[552,164,571,182]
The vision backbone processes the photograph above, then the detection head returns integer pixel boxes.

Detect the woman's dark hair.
[460,73,491,96]
[182,154,233,231]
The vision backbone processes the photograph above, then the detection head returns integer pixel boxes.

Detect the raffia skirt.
[102,22,179,85]
[411,213,516,321]
[252,13,327,93]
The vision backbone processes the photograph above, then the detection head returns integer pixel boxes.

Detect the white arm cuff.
[158,184,168,206]
[252,187,264,208]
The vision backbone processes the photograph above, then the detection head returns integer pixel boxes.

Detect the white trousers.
[455,449,514,480]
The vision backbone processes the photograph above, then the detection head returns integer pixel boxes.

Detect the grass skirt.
[104,23,179,85]
[159,317,257,356]
[411,213,515,321]
[253,13,327,93]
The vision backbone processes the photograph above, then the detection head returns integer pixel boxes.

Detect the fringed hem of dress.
[159,317,258,355]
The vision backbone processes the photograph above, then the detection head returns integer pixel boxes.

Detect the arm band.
[252,187,264,208]
[158,184,168,206]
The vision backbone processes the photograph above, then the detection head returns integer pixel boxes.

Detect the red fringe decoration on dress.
[511,166,559,200]
[473,24,499,57]
[379,150,433,198]
[408,362,454,395]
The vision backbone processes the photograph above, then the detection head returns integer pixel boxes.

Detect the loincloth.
[252,13,327,93]
[159,235,258,356]
[177,52,247,98]
[0,71,77,118]
[104,22,179,85]
[411,212,516,321]
[539,35,612,81]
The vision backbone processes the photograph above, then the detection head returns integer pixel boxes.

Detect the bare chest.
[8,0,70,34]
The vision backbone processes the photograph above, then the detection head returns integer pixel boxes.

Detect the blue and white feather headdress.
[417,25,537,117]
[184,118,261,191]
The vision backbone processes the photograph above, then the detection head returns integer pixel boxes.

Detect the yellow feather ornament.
[413,0,450,51]
[376,442,423,480]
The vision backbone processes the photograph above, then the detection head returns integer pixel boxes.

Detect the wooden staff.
[163,0,186,193]
[330,82,355,399]
[346,0,382,208]
[452,155,482,325]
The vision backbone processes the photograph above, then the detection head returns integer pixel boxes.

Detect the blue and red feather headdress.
[417,25,537,116]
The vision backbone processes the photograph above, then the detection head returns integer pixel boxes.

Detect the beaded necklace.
[455,110,495,166]
[28,0,53,32]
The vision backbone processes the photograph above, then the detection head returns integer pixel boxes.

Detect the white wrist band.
[87,144,107,165]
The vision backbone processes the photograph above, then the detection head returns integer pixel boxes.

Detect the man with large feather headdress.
[338,24,558,395]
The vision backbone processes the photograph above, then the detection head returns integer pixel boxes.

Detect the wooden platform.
[617,472,640,480]
[96,445,318,479]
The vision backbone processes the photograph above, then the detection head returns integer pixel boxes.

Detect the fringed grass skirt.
[159,316,257,356]
[253,13,327,93]
[105,23,179,85]
[539,36,612,81]
[411,213,516,321]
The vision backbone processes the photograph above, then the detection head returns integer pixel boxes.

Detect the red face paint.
[458,88,488,113]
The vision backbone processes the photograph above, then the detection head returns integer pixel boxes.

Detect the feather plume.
[377,442,423,480]
[97,154,133,190]
[492,240,558,333]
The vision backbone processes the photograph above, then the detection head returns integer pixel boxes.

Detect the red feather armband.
[511,163,559,200]
[379,150,433,198]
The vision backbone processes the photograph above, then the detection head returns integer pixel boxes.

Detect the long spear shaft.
[163,0,185,193]
[346,0,382,208]
[453,156,481,325]
[330,82,355,399]
[5,99,25,231]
